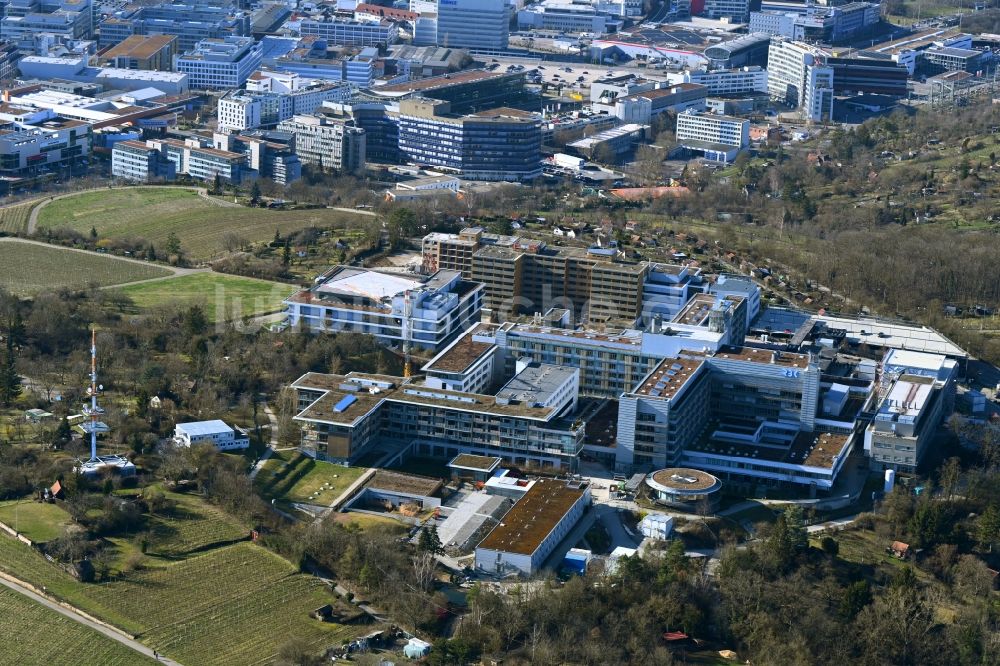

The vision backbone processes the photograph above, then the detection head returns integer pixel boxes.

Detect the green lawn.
[0,501,70,543]
[36,187,371,261]
[0,240,172,296]
[255,450,368,506]
[0,586,157,666]
[0,535,360,665]
[144,490,250,558]
[118,272,296,322]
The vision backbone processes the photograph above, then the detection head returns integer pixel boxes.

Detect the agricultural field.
[36,187,372,261]
[255,450,368,507]
[118,272,296,322]
[0,587,156,666]
[0,240,172,296]
[0,501,71,544]
[0,201,34,234]
[0,535,360,665]
[143,490,250,558]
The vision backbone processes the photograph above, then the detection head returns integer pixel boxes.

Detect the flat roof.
[811,312,968,357]
[375,69,512,95]
[423,327,496,375]
[176,419,233,436]
[647,468,720,493]
[713,346,811,369]
[634,357,704,400]
[496,363,577,406]
[672,292,717,327]
[366,469,443,497]
[316,267,423,301]
[101,34,176,61]
[448,454,502,472]
[477,478,587,556]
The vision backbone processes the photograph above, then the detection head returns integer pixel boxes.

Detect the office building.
[213,131,302,185]
[111,139,177,182]
[0,42,21,80]
[98,3,251,53]
[284,266,483,352]
[436,0,509,51]
[683,66,768,95]
[919,45,992,75]
[825,54,909,96]
[475,478,591,576]
[291,364,585,470]
[218,83,349,131]
[767,38,834,121]
[567,123,647,160]
[675,110,749,162]
[97,34,177,70]
[749,2,879,44]
[517,1,622,34]
[17,55,190,93]
[173,420,249,451]
[0,116,90,175]
[371,70,532,114]
[704,33,772,69]
[397,98,542,182]
[174,36,262,90]
[299,18,399,47]
[1,0,92,42]
[145,137,248,183]
[597,83,708,125]
[276,114,366,173]
[702,0,750,23]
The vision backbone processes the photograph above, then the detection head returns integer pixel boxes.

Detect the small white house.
[174,420,249,451]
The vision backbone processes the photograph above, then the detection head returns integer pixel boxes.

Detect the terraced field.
[36,187,370,261]
[0,587,155,666]
[144,491,250,558]
[0,201,34,234]
[0,240,172,296]
[0,525,361,664]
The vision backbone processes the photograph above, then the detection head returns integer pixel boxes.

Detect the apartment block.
[174,36,262,90]
[276,114,366,173]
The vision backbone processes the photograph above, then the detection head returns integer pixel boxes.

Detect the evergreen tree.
[89,226,98,240]
[250,181,262,206]
[212,173,222,195]
[418,525,443,555]
[282,240,291,266]
[52,417,72,449]
[0,333,21,407]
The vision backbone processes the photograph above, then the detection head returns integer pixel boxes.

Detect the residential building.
[675,110,749,162]
[767,38,834,121]
[174,36,262,90]
[111,139,176,182]
[276,113,366,173]
[97,34,177,70]
[436,0,509,51]
[474,479,591,575]
[397,98,542,182]
[173,420,249,451]
[299,18,399,47]
[283,266,483,352]
[98,3,251,53]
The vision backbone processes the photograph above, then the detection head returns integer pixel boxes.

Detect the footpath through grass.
[36,187,369,261]
[0,586,157,666]
[118,272,296,322]
[0,241,172,296]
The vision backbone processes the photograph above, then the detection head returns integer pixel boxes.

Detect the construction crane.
[402,290,414,378]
